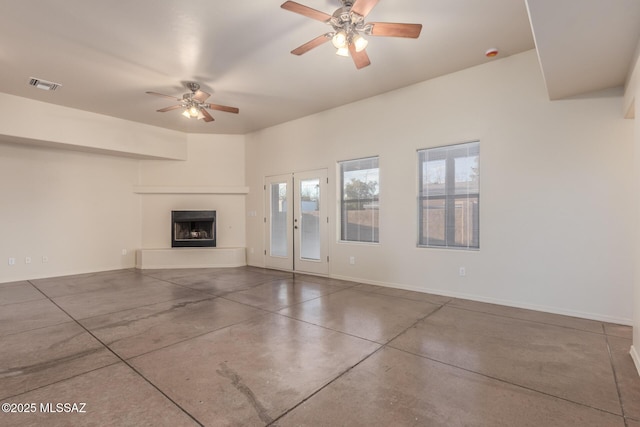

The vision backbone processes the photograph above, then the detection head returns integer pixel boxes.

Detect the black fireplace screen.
[171,210,216,248]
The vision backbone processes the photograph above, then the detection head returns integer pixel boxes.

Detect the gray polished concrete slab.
[130,313,380,426]
[0,322,119,399]
[50,280,206,319]
[352,283,454,305]
[0,281,45,306]
[389,305,621,414]
[223,277,345,311]
[278,347,624,427]
[0,363,199,427]
[448,297,606,334]
[608,336,640,420]
[605,323,634,340]
[0,298,71,337]
[280,288,441,343]
[0,267,637,426]
[81,296,267,359]
[32,270,162,299]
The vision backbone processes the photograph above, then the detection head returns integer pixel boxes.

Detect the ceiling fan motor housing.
[185,82,201,93]
[330,5,371,37]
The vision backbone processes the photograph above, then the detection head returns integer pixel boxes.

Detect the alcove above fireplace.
[171,210,216,248]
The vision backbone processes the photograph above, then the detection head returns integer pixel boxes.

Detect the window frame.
[417,141,479,250]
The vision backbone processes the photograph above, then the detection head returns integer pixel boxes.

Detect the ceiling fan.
[146,82,239,122]
[281,0,422,69]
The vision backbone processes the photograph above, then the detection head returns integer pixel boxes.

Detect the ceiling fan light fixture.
[148,82,238,124]
[336,46,349,57]
[332,31,347,48]
[352,33,368,52]
[282,0,422,70]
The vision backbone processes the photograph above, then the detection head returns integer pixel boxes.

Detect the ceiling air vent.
[28,77,61,91]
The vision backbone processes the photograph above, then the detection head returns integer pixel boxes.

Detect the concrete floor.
[1,266,639,426]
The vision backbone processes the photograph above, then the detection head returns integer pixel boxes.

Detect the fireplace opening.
[171,210,216,248]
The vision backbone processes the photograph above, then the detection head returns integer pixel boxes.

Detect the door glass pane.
[300,178,320,260]
[270,182,288,257]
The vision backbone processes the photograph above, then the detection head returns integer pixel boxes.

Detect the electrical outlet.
[25,256,32,264]
[349,256,355,265]
[8,257,16,266]
[42,256,49,263]
[459,267,466,277]
[121,249,127,256]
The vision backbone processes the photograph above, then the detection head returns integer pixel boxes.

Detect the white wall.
[0,143,140,283]
[629,49,640,373]
[139,133,246,249]
[246,49,634,324]
[0,130,247,283]
[0,92,187,160]
[634,91,640,372]
[0,93,189,283]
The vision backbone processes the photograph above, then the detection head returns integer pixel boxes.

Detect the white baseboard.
[631,346,640,377]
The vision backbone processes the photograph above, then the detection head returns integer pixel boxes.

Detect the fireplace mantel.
[133,186,249,195]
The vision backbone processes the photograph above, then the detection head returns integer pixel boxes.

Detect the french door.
[265,169,329,275]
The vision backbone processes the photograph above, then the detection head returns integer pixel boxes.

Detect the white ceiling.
[527,0,640,100]
[0,1,637,135]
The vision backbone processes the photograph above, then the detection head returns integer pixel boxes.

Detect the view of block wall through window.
[418,141,479,249]
[339,157,380,243]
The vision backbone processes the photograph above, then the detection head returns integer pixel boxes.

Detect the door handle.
[294,226,298,229]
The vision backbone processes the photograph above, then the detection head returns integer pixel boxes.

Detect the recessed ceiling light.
[28,77,62,91]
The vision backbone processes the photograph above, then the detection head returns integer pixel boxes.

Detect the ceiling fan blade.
[348,44,371,70]
[206,103,239,114]
[291,33,331,55]
[281,1,331,22]
[146,91,180,101]
[156,105,183,113]
[200,108,214,122]
[351,0,379,17]
[369,22,422,38]
[193,90,211,103]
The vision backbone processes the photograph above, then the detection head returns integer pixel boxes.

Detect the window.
[339,157,379,243]
[418,141,479,249]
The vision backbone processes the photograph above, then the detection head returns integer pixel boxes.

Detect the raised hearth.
[136,247,246,269]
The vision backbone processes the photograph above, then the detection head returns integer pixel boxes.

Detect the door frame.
[264,169,329,275]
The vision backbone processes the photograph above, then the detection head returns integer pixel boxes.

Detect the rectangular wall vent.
[28,77,61,91]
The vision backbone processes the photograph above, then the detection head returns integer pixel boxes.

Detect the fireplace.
[171,210,216,248]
